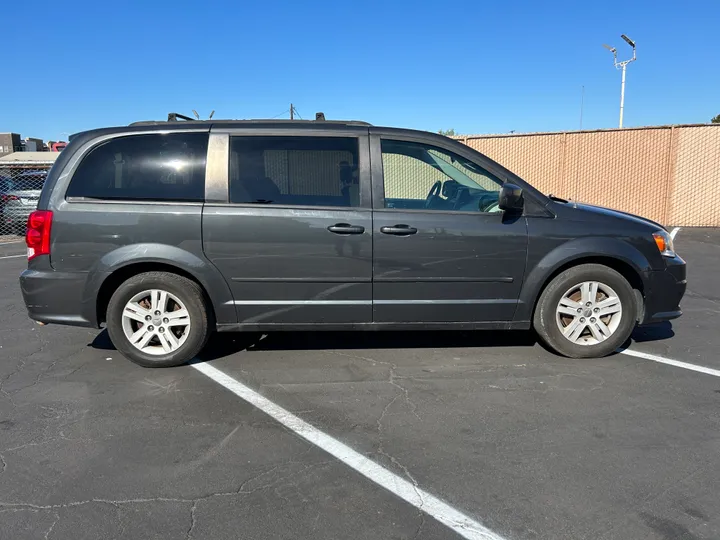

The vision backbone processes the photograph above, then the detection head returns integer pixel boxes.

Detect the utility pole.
[290,103,294,120]
[603,35,637,128]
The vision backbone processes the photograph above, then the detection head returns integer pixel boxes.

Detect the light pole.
[603,34,636,128]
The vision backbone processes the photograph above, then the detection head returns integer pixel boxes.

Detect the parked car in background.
[1,170,48,232]
[19,118,686,367]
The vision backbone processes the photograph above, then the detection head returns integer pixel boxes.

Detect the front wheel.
[533,264,637,358]
[106,272,210,367]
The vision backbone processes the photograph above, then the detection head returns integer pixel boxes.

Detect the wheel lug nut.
[163,317,169,323]
[577,308,582,313]
[148,325,154,331]
[154,310,161,316]
[580,317,585,323]
[586,302,592,307]
[159,327,165,333]
[590,317,596,323]
[145,315,151,321]
[594,307,599,313]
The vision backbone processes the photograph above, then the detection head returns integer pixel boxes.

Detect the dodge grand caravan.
[20,118,686,367]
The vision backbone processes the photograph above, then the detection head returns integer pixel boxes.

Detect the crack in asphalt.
[0,355,27,401]
[0,446,334,537]
[43,512,60,540]
[329,352,429,538]
[2,408,94,459]
[332,350,422,421]
[0,334,93,400]
[185,500,198,540]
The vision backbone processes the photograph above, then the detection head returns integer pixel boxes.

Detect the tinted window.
[381,139,503,213]
[67,133,208,201]
[229,136,359,207]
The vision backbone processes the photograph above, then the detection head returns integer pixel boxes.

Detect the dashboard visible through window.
[380,139,503,213]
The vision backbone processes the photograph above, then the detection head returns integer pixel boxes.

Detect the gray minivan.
[20,119,686,367]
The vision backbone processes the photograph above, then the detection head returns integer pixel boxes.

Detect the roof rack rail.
[167,112,196,122]
[129,114,372,127]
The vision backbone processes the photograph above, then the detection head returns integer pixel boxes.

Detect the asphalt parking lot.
[1,229,719,540]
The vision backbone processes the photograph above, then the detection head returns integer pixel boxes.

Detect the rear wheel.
[106,272,210,367]
[533,264,636,358]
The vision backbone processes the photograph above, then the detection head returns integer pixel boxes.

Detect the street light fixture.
[603,34,637,128]
[621,34,636,48]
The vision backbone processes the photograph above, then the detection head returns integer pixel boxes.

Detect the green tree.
[712,114,720,124]
[438,128,457,136]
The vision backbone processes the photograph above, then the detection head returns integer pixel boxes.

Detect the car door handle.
[327,223,365,235]
[380,224,418,235]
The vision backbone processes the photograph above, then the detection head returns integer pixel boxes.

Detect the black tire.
[533,264,636,358]
[106,271,210,368]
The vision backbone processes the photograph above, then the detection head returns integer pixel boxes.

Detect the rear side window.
[229,136,359,207]
[66,133,208,201]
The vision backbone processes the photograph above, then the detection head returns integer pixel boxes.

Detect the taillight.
[26,210,52,261]
[1,194,19,203]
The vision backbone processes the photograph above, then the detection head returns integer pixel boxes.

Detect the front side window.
[381,139,503,213]
[66,133,208,201]
[229,136,359,207]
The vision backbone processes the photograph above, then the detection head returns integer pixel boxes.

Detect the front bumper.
[20,262,96,328]
[640,255,687,325]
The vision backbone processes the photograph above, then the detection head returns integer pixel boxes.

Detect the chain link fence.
[460,123,720,227]
[0,162,54,240]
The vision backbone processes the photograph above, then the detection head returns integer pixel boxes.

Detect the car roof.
[68,120,457,149]
[129,119,372,127]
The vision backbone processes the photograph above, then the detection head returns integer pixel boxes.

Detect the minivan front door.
[371,135,528,324]
[203,130,373,328]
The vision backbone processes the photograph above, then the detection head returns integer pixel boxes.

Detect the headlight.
[652,230,676,258]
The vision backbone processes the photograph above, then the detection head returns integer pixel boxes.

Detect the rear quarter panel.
[47,200,236,326]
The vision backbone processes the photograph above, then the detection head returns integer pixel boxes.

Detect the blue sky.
[2,0,718,140]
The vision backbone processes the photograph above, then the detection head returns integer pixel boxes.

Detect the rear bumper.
[20,264,97,328]
[640,256,687,325]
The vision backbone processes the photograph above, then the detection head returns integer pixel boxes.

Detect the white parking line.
[0,240,24,246]
[0,254,25,260]
[670,227,681,240]
[191,361,506,540]
[619,348,720,378]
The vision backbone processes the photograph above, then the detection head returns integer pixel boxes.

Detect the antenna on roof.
[192,110,200,120]
[209,110,215,120]
[315,112,326,121]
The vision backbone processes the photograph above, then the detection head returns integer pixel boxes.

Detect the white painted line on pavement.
[619,348,720,378]
[0,254,25,260]
[191,361,506,540]
[670,227,681,240]
[0,240,23,246]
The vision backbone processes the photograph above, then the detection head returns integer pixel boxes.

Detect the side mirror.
[498,183,524,212]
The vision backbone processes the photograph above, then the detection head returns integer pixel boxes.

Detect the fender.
[514,236,652,323]
[79,243,237,326]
